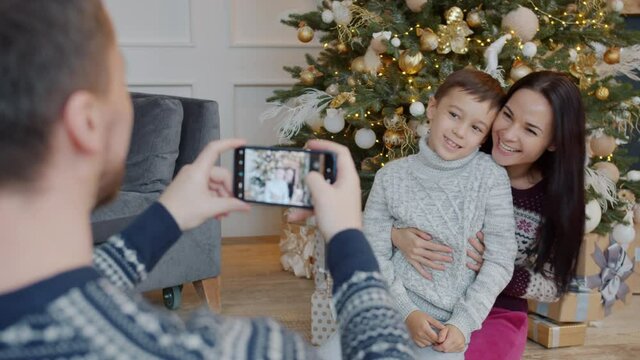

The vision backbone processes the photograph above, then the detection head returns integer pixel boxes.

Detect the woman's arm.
[502,266,559,302]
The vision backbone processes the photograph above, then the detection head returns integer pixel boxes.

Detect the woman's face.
[491,89,556,172]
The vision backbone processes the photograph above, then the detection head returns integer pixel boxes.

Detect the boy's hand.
[405,310,446,347]
[433,324,466,353]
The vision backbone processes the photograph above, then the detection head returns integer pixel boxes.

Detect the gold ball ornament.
[445,7,464,23]
[383,129,406,149]
[351,56,366,73]
[590,134,617,157]
[398,51,424,75]
[594,161,620,183]
[297,25,314,43]
[618,189,636,204]
[510,60,533,82]
[383,114,404,130]
[466,10,483,28]
[419,29,439,52]
[336,43,348,53]
[347,76,357,87]
[299,70,315,85]
[604,47,621,65]
[595,86,610,101]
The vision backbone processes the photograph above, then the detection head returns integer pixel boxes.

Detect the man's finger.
[305,140,356,185]
[305,171,331,201]
[287,208,313,222]
[212,198,251,215]
[210,167,233,192]
[193,139,246,170]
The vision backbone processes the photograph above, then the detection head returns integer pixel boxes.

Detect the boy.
[364,69,517,358]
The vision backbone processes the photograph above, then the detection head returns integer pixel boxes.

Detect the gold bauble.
[336,43,348,53]
[618,189,636,204]
[351,56,366,72]
[445,6,464,23]
[419,29,439,51]
[299,70,315,85]
[594,161,620,183]
[383,129,406,149]
[509,60,533,82]
[466,10,482,28]
[595,86,610,101]
[297,25,314,43]
[590,135,617,157]
[398,51,424,75]
[380,54,394,67]
[347,76,357,87]
[383,114,404,130]
[603,47,621,65]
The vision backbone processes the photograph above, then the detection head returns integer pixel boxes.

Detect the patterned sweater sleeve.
[327,229,414,359]
[502,266,560,302]
[363,169,420,320]
[93,202,182,289]
[446,168,517,342]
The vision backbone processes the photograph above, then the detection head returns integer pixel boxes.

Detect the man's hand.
[159,139,250,231]
[433,324,466,353]
[405,310,446,348]
[287,140,362,241]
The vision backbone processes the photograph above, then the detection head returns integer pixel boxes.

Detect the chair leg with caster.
[162,285,183,310]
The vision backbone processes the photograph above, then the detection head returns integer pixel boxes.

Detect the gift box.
[584,241,634,316]
[528,291,604,322]
[576,232,610,277]
[279,212,318,278]
[627,223,640,294]
[527,314,586,348]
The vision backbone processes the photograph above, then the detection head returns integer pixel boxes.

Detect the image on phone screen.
[234,146,335,208]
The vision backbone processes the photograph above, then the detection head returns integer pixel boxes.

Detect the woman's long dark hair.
[487,71,586,293]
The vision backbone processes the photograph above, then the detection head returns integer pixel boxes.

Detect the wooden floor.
[145,236,640,359]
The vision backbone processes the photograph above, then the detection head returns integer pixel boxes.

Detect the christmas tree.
[261,0,640,238]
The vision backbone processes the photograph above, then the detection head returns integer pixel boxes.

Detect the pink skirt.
[465,307,528,360]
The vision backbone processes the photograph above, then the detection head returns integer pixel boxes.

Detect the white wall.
[103,0,322,236]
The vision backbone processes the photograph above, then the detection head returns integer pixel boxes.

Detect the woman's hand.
[466,231,485,272]
[391,227,452,280]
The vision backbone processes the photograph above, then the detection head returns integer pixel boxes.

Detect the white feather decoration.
[483,34,512,87]
[259,89,333,143]
[585,167,618,210]
[592,42,640,81]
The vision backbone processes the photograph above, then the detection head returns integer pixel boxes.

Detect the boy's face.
[426,88,497,161]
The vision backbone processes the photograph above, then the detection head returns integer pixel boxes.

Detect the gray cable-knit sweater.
[363,137,517,342]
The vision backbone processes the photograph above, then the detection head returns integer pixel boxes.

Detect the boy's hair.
[434,69,504,111]
[0,0,115,187]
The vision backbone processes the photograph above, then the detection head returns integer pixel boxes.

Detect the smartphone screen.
[233,146,336,208]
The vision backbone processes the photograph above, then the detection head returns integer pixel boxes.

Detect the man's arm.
[93,202,182,289]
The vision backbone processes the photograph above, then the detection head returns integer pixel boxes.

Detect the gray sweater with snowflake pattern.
[364,138,517,342]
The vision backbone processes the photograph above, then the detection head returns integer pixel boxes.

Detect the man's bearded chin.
[94,164,124,208]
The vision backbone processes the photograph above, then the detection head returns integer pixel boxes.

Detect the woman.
[390,71,586,359]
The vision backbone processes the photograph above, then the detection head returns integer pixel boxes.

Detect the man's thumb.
[213,198,251,216]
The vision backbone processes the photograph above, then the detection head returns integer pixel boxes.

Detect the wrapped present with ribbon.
[279,211,317,278]
[586,243,634,316]
[528,291,604,322]
[627,223,640,294]
[576,232,610,277]
[527,314,586,348]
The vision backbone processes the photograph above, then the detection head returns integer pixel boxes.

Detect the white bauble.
[321,10,335,24]
[522,42,537,58]
[612,222,636,246]
[391,37,401,47]
[585,199,602,233]
[354,128,376,149]
[332,1,353,26]
[609,0,624,13]
[625,170,640,181]
[416,123,430,137]
[502,7,539,42]
[323,109,345,133]
[409,101,426,117]
[326,83,340,96]
[406,0,429,12]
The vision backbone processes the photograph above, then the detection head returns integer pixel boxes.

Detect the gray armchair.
[91,93,222,311]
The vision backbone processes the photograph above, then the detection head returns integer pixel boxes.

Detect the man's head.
[426,69,504,161]
[0,0,132,205]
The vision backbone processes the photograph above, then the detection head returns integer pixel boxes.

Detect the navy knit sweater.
[0,203,413,359]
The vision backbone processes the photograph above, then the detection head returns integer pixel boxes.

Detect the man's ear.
[61,91,101,154]
[426,96,437,120]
